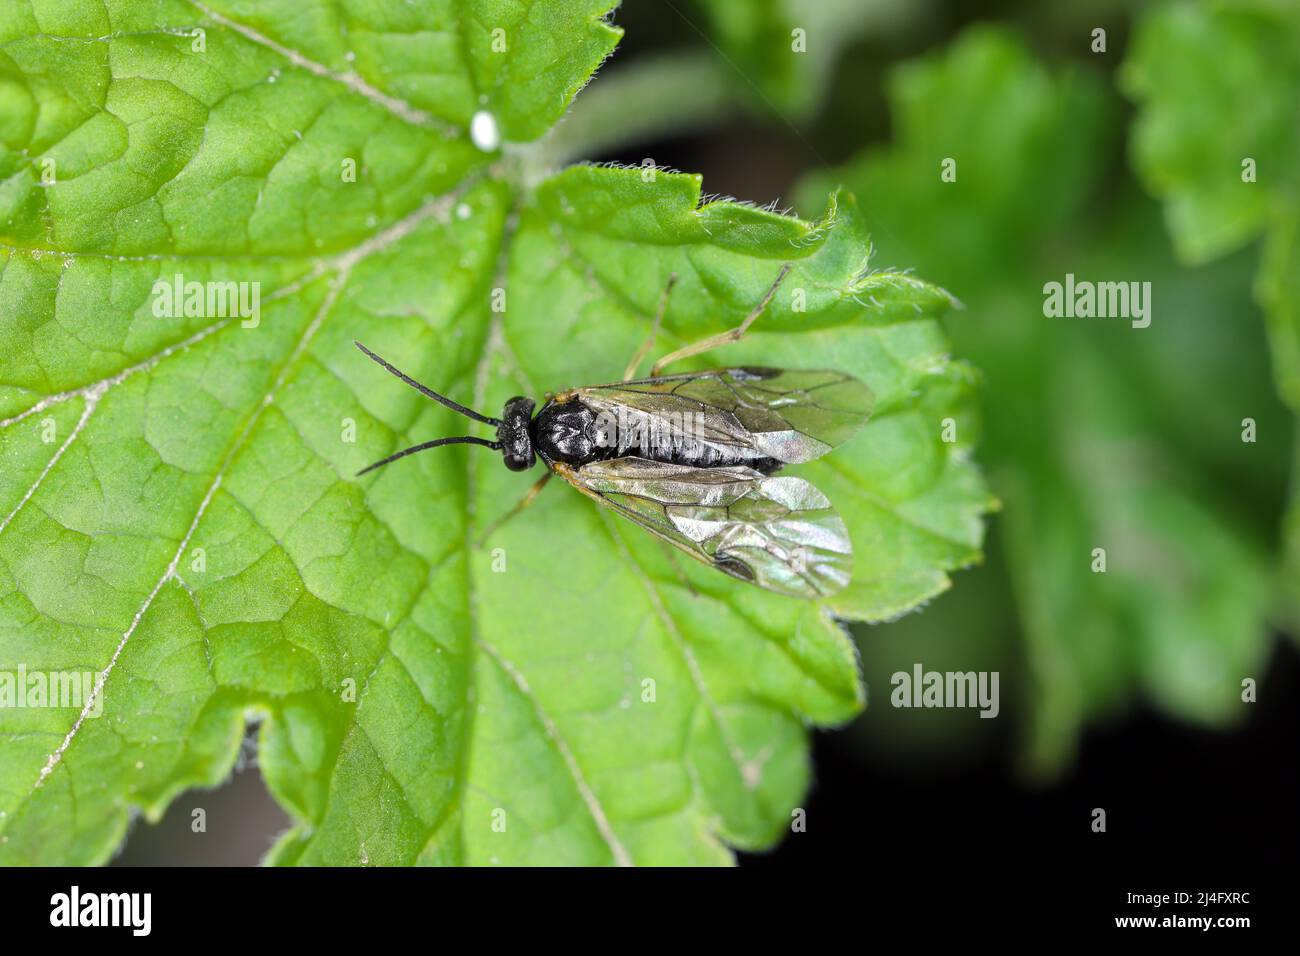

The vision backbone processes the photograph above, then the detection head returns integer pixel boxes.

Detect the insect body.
[354,267,873,599]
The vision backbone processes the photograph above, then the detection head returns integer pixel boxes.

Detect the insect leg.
[622,273,678,380]
[658,541,699,599]
[474,471,553,546]
[650,263,791,376]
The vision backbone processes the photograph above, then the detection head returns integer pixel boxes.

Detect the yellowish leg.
[623,273,679,380]
[659,541,699,598]
[475,471,552,546]
[650,263,791,377]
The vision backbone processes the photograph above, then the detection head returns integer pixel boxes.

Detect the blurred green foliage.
[689,0,914,115]
[798,17,1292,776]
[1124,0,1300,622]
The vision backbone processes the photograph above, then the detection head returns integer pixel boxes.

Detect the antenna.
[353,341,503,476]
[354,341,500,425]
[356,435,500,477]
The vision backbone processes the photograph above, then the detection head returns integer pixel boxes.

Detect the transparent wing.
[557,457,852,599]
[575,367,873,465]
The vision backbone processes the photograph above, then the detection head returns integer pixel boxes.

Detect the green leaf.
[0,2,987,865]
[802,25,1282,776]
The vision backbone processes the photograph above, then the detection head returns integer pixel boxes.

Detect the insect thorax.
[532,400,599,465]
[533,398,781,473]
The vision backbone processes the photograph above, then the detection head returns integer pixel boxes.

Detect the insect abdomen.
[601,410,782,473]
[636,440,782,473]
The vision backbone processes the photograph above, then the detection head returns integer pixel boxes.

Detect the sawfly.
[353,264,872,598]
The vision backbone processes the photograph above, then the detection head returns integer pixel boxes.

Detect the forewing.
[577,368,873,464]
[559,457,852,599]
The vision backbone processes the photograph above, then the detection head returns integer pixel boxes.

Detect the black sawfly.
[353,265,873,598]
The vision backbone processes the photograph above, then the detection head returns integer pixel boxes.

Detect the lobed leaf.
[0,2,986,864]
